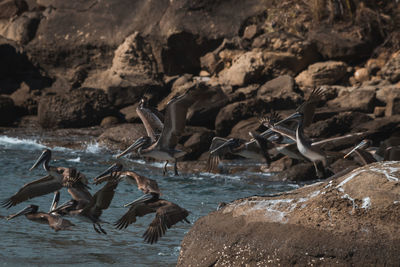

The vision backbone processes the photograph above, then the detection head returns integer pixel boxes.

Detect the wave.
[0,135,73,152]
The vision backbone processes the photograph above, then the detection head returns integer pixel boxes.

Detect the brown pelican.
[95,163,190,244]
[2,149,89,209]
[344,139,377,165]
[116,85,212,175]
[6,203,75,232]
[344,139,400,164]
[116,96,164,159]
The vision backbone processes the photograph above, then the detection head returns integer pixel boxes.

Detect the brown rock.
[327,87,376,113]
[242,24,258,40]
[218,51,265,87]
[182,126,215,160]
[373,106,386,117]
[257,75,302,110]
[100,116,119,128]
[0,11,41,44]
[385,96,400,116]
[120,103,139,123]
[381,51,400,83]
[38,88,116,128]
[97,123,146,151]
[0,0,28,19]
[376,84,400,104]
[271,162,317,182]
[178,162,400,266]
[9,82,40,114]
[295,61,348,88]
[354,68,370,83]
[228,117,262,141]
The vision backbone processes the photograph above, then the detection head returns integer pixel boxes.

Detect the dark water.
[0,135,297,266]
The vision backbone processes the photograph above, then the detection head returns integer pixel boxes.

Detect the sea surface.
[0,134,298,266]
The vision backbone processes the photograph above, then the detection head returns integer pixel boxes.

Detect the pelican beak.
[210,139,236,155]
[30,150,50,171]
[6,206,34,220]
[50,200,75,214]
[344,139,370,159]
[124,193,154,207]
[275,112,302,126]
[115,137,148,159]
[94,163,123,181]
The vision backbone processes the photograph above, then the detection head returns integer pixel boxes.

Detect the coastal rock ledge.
[178,162,400,266]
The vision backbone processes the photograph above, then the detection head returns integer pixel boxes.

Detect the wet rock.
[38,88,116,128]
[178,162,400,266]
[257,75,302,110]
[218,51,265,87]
[381,51,400,83]
[295,61,348,89]
[0,96,17,126]
[182,126,215,160]
[97,123,146,151]
[83,32,163,107]
[327,87,376,113]
[215,98,268,137]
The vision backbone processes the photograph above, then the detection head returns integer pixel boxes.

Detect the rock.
[308,27,374,61]
[376,84,400,104]
[354,68,370,83]
[228,117,262,141]
[257,75,302,110]
[353,115,400,136]
[0,96,17,126]
[385,96,400,116]
[100,116,119,128]
[9,82,40,114]
[119,103,140,123]
[374,106,386,117]
[38,88,116,128]
[0,36,52,94]
[267,156,294,172]
[0,11,41,44]
[242,24,258,40]
[0,0,28,19]
[225,84,259,103]
[381,51,400,83]
[271,162,317,181]
[178,162,400,266]
[295,61,348,88]
[218,51,265,87]
[182,126,215,160]
[215,98,268,137]
[327,87,376,113]
[97,123,146,151]
[83,32,163,107]
[200,52,219,75]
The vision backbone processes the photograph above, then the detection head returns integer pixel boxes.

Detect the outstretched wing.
[137,105,164,142]
[114,203,155,230]
[1,175,62,208]
[124,171,160,195]
[296,87,324,127]
[143,200,189,244]
[82,181,118,220]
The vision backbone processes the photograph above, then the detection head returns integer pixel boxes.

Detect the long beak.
[49,191,60,213]
[94,163,122,180]
[115,138,147,159]
[124,193,154,207]
[6,206,34,220]
[344,140,370,159]
[50,200,75,214]
[210,139,235,155]
[274,112,302,126]
[30,150,48,171]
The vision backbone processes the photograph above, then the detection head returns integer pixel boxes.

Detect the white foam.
[84,142,103,154]
[0,136,46,150]
[67,157,81,162]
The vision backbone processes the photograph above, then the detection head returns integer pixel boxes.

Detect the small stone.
[199,70,210,77]
[374,106,386,117]
[354,68,370,83]
[100,116,119,127]
[243,25,258,40]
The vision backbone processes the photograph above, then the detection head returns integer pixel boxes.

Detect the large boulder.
[37,88,116,128]
[295,61,348,89]
[83,32,163,107]
[327,87,377,113]
[178,162,400,266]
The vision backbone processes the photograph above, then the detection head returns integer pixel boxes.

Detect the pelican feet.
[93,223,107,234]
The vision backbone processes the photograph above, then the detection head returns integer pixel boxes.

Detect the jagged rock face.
[178,162,400,266]
[37,88,116,128]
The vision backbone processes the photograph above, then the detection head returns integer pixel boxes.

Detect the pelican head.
[94,163,123,181]
[344,139,372,159]
[115,136,152,158]
[6,205,38,220]
[30,149,51,171]
[139,96,148,108]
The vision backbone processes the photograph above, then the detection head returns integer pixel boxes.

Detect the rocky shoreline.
[1,0,400,265]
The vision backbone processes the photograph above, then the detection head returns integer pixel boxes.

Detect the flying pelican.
[116,84,213,175]
[1,149,89,209]
[6,199,75,232]
[95,163,190,244]
[344,139,400,164]
[344,139,377,165]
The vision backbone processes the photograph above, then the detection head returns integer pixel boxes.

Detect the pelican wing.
[143,201,189,244]
[124,171,160,195]
[82,181,118,220]
[137,106,164,142]
[296,87,324,127]
[1,175,62,208]
[57,167,89,188]
[67,187,92,203]
[114,203,155,230]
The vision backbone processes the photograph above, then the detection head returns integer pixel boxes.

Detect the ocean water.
[0,134,297,266]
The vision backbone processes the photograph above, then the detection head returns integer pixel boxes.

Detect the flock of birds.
[2,83,400,244]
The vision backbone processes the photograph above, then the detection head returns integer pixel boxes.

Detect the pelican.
[2,149,89,209]
[344,139,377,165]
[344,139,400,164]
[116,96,164,159]
[116,85,212,175]
[95,163,190,244]
[6,203,75,232]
